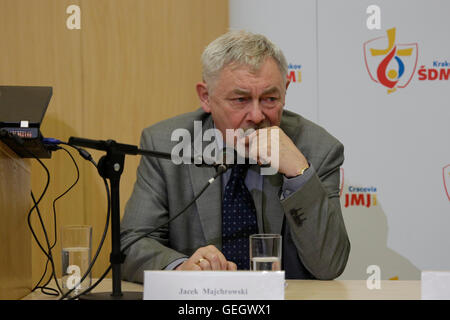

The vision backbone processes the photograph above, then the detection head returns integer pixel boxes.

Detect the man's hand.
[244,126,309,177]
[175,245,237,271]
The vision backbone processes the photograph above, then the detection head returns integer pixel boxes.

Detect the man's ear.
[280,80,291,108]
[196,82,211,113]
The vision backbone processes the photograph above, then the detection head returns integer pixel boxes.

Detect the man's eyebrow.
[231,88,251,95]
[262,87,281,95]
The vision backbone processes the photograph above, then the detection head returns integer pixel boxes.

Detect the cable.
[1,129,61,295]
[30,139,107,300]
[58,176,111,300]
[30,191,62,296]
[22,136,229,299]
[51,147,80,245]
[26,141,104,299]
[122,167,226,253]
[25,149,64,295]
[56,144,111,300]
[64,166,227,300]
[3,133,104,298]
[44,139,97,166]
[32,146,80,295]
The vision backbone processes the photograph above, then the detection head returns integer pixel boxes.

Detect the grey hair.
[201,30,288,88]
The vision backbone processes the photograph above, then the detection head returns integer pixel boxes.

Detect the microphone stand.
[67,136,225,300]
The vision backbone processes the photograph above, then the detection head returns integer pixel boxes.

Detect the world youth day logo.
[364,28,418,93]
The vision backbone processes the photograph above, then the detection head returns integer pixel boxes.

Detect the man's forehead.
[224,57,282,76]
[209,58,286,95]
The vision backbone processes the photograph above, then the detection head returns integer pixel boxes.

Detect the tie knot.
[231,165,249,180]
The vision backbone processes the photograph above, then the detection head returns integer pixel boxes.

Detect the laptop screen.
[0,86,52,128]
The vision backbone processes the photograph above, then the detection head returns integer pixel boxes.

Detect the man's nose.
[247,100,266,124]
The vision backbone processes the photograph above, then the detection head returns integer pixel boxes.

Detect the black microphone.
[68,136,270,172]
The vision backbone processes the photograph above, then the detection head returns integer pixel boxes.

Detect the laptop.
[0,85,53,158]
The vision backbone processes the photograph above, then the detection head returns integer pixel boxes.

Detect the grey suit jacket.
[120,108,350,283]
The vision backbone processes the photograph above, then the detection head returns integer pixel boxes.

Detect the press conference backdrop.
[230,0,450,280]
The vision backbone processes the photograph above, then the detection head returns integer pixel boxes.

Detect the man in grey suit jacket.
[120,30,350,283]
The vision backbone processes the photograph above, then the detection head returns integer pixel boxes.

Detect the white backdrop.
[230,0,450,280]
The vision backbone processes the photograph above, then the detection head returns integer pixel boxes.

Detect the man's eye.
[263,97,278,103]
[234,97,249,103]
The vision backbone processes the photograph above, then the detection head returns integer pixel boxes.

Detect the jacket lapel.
[188,115,223,247]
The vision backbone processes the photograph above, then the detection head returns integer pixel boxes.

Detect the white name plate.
[422,271,450,300]
[143,271,285,300]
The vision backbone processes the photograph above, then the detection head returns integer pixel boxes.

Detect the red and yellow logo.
[364,28,418,93]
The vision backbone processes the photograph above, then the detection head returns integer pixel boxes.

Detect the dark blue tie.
[222,165,258,270]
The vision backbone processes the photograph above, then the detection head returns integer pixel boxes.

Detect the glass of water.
[250,234,282,271]
[61,225,92,297]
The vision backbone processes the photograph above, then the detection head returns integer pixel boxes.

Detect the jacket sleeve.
[280,141,350,280]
